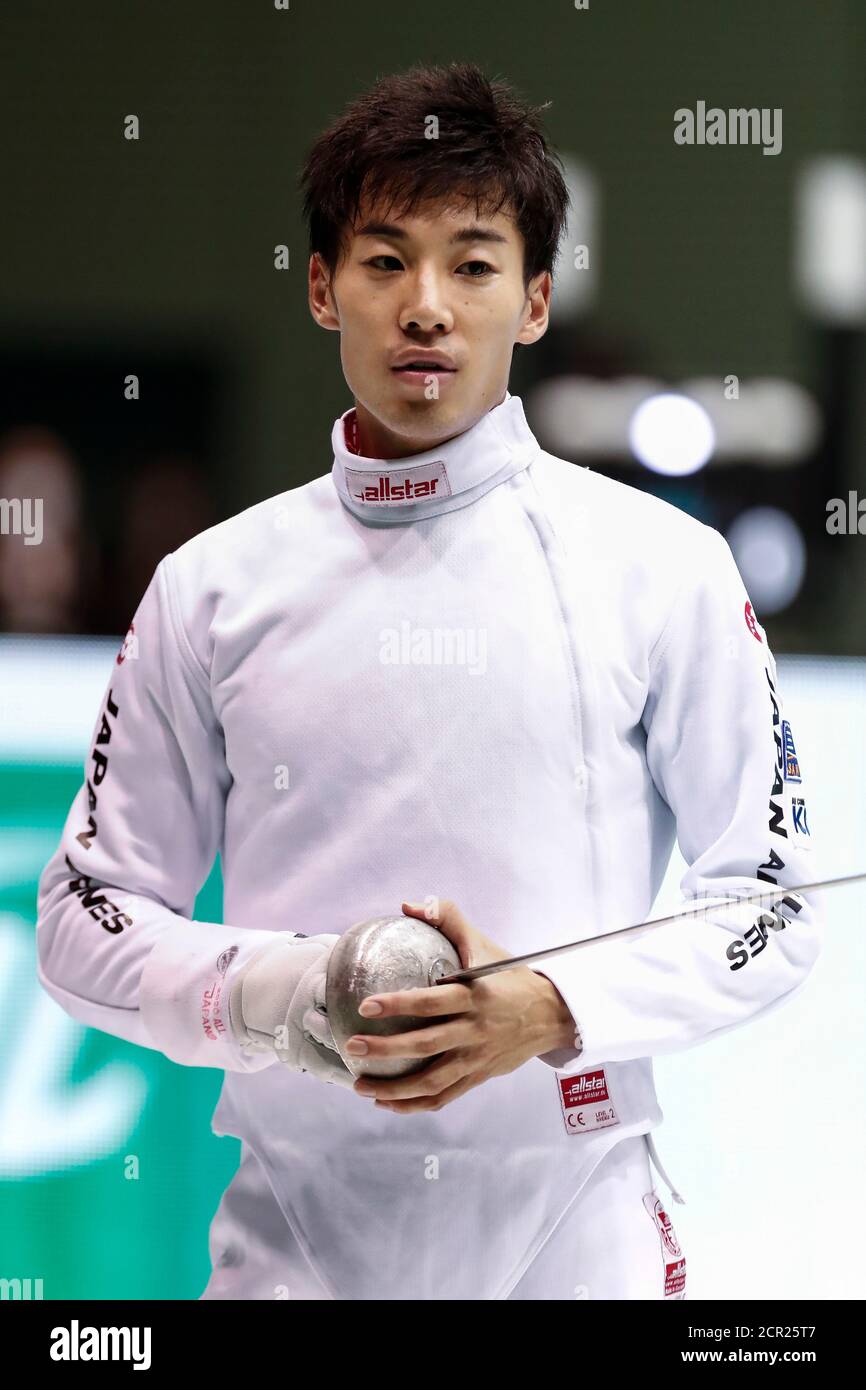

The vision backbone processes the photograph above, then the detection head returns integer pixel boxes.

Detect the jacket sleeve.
[534,524,822,1072]
[36,553,282,1072]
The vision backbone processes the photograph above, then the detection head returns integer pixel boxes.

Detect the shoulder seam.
[647,522,720,674]
[159,553,211,693]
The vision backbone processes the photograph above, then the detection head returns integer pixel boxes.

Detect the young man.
[37,62,821,1301]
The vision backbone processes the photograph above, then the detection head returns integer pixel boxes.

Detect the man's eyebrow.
[354,221,509,246]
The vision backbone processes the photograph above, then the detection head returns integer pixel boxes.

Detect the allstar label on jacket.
[642,1191,687,1298]
[558,1067,621,1135]
[344,460,452,506]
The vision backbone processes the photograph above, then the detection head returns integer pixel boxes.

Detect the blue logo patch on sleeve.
[781,720,802,782]
[791,797,811,838]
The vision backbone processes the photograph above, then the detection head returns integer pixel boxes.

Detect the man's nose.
[399,272,454,334]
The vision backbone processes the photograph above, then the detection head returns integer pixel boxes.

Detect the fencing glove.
[228,933,355,1089]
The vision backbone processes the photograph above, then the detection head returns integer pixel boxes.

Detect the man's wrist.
[530,969,583,1056]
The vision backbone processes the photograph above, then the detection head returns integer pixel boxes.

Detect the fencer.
[36,60,821,1301]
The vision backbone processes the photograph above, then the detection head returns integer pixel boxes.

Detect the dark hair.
[299,62,571,291]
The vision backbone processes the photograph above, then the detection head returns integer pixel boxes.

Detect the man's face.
[309,193,551,458]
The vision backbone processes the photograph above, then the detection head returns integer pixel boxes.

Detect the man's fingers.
[358,982,472,1019]
[401,897,473,958]
[401,896,461,927]
[354,1053,466,1101]
[377,1073,478,1114]
[348,1018,473,1060]
[401,897,512,969]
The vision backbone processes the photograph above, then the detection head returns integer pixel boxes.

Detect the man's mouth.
[391,363,457,374]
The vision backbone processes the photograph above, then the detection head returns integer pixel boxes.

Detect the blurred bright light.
[726,507,806,614]
[628,393,715,475]
[0,636,118,761]
[682,377,822,462]
[529,375,658,456]
[794,156,866,324]
[527,376,820,464]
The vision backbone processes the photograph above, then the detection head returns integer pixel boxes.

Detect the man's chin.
[368,395,465,453]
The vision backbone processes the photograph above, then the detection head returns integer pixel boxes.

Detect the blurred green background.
[0,760,235,1299]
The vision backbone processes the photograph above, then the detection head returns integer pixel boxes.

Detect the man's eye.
[364,256,493,277]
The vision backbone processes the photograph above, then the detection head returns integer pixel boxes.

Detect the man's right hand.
[228,933,356,1088]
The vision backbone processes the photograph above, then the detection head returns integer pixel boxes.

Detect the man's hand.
[347,898,578,1113]
[228,933,356,1088]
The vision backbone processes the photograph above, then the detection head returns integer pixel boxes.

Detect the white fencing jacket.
[36,392,821,1300]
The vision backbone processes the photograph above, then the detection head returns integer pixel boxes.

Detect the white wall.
[650,656,866,1298]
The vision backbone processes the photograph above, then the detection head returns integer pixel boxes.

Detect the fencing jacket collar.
[331,389,541,525]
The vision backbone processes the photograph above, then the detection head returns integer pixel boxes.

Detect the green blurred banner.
[0,762,238,1301]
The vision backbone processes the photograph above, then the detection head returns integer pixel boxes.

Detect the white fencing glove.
[227,933,355,1089]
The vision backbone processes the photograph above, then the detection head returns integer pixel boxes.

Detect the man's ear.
[515,270,551,348]
[308,252,341,332]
